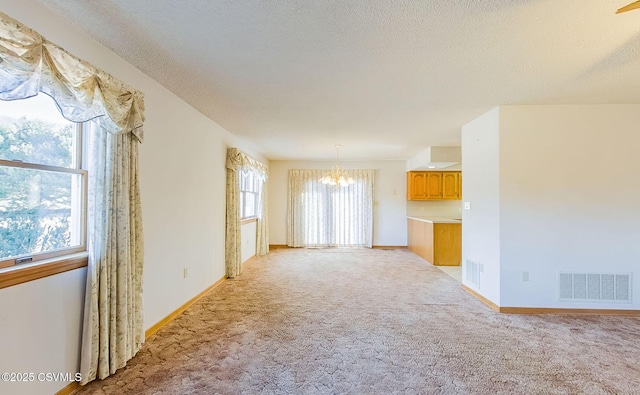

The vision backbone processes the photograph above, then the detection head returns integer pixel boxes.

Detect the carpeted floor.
[78,248,640,394]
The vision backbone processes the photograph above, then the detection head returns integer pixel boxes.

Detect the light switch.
[464,201,471,210]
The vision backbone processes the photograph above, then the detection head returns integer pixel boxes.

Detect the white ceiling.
[38,0,640,161]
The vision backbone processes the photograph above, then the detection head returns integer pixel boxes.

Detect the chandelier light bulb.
[319,145,354,187]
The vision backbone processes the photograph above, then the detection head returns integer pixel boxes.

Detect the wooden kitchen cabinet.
[406,171,461,201]
[441,172,461,200]
[407,171,428,200]
[425,172,442,199]
[407,218,461,266]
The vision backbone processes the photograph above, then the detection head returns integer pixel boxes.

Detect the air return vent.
[558,272,632,303]
[466,259,480,286]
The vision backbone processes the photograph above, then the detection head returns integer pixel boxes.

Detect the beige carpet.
[78,248,640,394]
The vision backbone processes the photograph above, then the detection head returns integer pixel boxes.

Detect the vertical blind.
[287,169,374,248]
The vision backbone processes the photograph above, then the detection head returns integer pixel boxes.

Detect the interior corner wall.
[498,105,640,309]
[268,160,408,247]
[0,1,265,394]
[460,107,501,305]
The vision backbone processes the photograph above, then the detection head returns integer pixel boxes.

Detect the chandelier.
[320,145,355,186]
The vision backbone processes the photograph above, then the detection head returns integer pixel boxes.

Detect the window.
[287,169,374,248]
[239,170,259,219]
[300,178,372,247]
[0,94,87,269]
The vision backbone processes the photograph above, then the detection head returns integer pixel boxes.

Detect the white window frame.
[0,120,88,270]
[239,170,259,220]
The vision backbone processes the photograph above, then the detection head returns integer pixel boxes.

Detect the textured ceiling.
[38,0,640,160]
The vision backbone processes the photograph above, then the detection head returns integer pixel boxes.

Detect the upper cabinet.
[425,172,442,199]
[407,171,461,201]
[407,171,428,199]
[441,172,461,200]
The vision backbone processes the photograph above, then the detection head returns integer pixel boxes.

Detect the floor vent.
[558,272,632,303]
[466,259,479,286]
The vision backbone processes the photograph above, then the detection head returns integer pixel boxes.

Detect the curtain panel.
[225,148,269,278]
[257,179,269,256]
[287,169,374,248]
[81,123,144,382]
[0,11,145,385]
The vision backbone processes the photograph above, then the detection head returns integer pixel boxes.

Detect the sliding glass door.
[287,169,374,248]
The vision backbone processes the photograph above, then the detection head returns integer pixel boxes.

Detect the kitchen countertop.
[407,216,462,224]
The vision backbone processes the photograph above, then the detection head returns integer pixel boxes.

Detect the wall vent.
[558,272,632,303]
[466,259,480,286]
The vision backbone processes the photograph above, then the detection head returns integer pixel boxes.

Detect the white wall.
[498,105,640,308]
[461,107,501,305]
[0,2,265,394]
[0,269,86,395]
[406,200,462,218]
[241,221,257,263]
[462,105,640,310]
[268,160,407,246]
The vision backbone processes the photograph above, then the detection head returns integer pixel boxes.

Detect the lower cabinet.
[407,218,461,266]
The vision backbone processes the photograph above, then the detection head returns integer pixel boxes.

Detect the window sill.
[241,217,258,225]
[0,252,88,290]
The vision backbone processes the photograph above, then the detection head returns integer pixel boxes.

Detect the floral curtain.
[225,163,241,278]
[226,148,268,278]
[0,12,144,139]
[0,11,145,384]
[287,169,374,248]
[256,176,269,256]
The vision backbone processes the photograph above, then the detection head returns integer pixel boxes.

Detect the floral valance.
[0,11,145,141]
[226,147,268,178]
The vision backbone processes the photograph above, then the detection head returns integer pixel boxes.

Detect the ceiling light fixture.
[617,0,640,13]
[320,145,355,187]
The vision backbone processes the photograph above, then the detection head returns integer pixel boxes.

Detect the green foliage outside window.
[0,117,75,259]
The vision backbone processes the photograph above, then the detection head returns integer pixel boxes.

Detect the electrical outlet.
[464,201,471,210]
[522,271,529,282]
[183,268,188,278]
